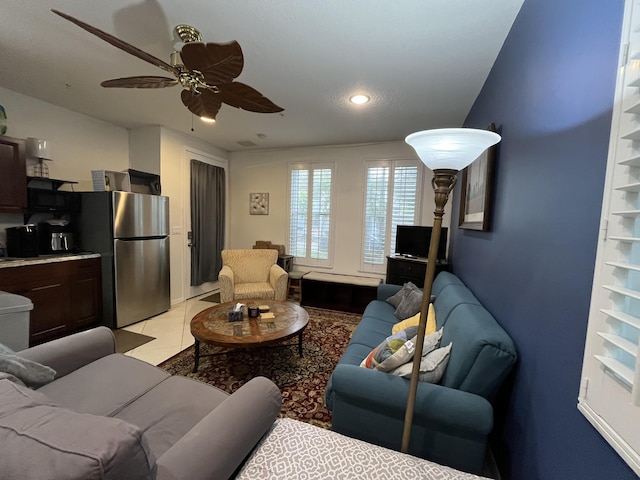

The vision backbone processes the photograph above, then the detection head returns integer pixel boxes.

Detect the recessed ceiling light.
[350,94,370,105]
[200,116,216,123]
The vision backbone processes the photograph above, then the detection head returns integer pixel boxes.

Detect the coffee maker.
[39,219,75,254]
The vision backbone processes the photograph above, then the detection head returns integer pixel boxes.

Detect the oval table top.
[190,299,309,349]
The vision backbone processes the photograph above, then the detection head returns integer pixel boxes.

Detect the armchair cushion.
[219,249,288,302]
[222,249,279,284]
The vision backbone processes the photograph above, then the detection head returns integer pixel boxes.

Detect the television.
[395,225,448,261]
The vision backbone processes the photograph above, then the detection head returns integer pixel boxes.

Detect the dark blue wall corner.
[450,1,636,478]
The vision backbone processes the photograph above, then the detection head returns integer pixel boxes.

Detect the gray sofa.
[325,271,517,474]
[1,327,281,480]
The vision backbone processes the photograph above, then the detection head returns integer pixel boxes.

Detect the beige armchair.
[219,249,288,303]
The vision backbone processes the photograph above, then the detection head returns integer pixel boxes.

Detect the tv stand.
[385,255,449,288]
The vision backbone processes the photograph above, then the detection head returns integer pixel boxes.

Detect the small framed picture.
[458,123,498,231]
[250,193,269,215]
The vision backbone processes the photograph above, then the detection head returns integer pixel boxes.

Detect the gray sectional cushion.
[115,375,230,458]
[38,353,170,416]
[0,379,155,480]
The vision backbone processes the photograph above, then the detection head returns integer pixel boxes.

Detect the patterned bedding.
[236,418,489,479]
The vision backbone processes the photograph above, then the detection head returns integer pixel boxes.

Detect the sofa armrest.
[330,364,492,433]
[269,264,288,300]
[16,327,115,379]
[377,283,402,300]
[218,265,235,303]
[328,364,492,472]
[155,376,282,480]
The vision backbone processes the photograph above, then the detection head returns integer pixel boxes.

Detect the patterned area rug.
[158,307,361,429]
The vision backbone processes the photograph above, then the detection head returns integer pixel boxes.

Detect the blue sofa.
[325,271,517,474]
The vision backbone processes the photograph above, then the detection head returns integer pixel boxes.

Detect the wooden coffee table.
[190,299,309,372]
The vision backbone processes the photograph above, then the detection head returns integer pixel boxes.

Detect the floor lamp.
[401,128,501,453]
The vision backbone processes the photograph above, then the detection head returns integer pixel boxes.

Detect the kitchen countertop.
[0,252,101,269]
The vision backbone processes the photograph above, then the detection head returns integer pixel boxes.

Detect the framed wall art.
[458,123,498,231]
[250,192,269,215]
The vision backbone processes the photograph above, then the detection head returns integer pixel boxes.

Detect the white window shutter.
[288,164,334,267]
[361,160,421,272]
[579,0,640,474]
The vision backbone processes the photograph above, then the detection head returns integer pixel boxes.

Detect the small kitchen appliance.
[39,219,74,253]
[6,225,39,258]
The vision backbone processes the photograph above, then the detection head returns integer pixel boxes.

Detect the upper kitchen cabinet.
[0,135,27,213]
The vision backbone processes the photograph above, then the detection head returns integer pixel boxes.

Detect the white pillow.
[390,342,452,384]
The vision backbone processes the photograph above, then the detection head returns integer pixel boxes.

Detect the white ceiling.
[0,1,524,152]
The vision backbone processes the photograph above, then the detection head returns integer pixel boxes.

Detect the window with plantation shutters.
[580,0,640,474]
[288,163,334,267]
[361,160,422,272]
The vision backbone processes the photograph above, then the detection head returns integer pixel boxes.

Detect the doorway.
[183,148,228,299]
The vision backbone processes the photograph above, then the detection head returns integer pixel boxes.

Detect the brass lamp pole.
[401,128,501,454]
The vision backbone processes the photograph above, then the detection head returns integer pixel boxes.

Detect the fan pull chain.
[191,114,194,132]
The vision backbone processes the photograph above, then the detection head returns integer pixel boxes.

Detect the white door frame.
[183,147,229,299]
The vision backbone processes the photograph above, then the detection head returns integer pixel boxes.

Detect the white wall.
[0,87,129,243]
[0,87,130,191]
[157,127,228,304]
[129,126,161,174]
[0,89,229,307]
[0,86,451,298]
[229,142,452,278]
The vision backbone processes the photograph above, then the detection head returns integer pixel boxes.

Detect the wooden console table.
[385,255,449,288]
[301,272,381,314]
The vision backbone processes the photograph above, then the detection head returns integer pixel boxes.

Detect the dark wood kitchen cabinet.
[0,135,27,213]
[69,259,102,329]
[0,257,102,345]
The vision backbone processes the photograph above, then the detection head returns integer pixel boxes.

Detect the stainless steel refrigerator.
[77,191,170,328]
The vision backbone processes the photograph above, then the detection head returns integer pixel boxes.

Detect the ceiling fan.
[51,9,284,121]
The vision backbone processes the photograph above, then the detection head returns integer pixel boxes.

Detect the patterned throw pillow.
[360,327,418,372]
[390,342,452,384]
[361,328,443,373]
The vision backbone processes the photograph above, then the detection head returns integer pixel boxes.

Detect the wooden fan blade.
[181,41,244,85]
[101,76,178,88]
[181,89,222,119]
[217,82,284,113]
[51,9,178,76]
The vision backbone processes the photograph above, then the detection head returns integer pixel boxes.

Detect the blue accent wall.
[451,1,636,478]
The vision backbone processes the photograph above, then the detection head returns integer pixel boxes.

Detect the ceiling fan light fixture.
[51,10,283,121]
[175,24,202,43]
[350,94,370,105]
[200,116,216,123]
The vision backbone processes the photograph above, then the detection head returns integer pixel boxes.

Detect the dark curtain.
[190,159,225,286]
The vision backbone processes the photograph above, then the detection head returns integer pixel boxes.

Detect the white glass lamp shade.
[26,137,52,160]
[405,128,501,171]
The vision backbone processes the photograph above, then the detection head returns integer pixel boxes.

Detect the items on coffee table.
[229,303,245,322]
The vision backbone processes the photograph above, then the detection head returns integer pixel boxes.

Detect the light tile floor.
[121,290,218,365]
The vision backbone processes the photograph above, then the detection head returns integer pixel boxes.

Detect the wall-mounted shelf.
[27,176,78,191]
